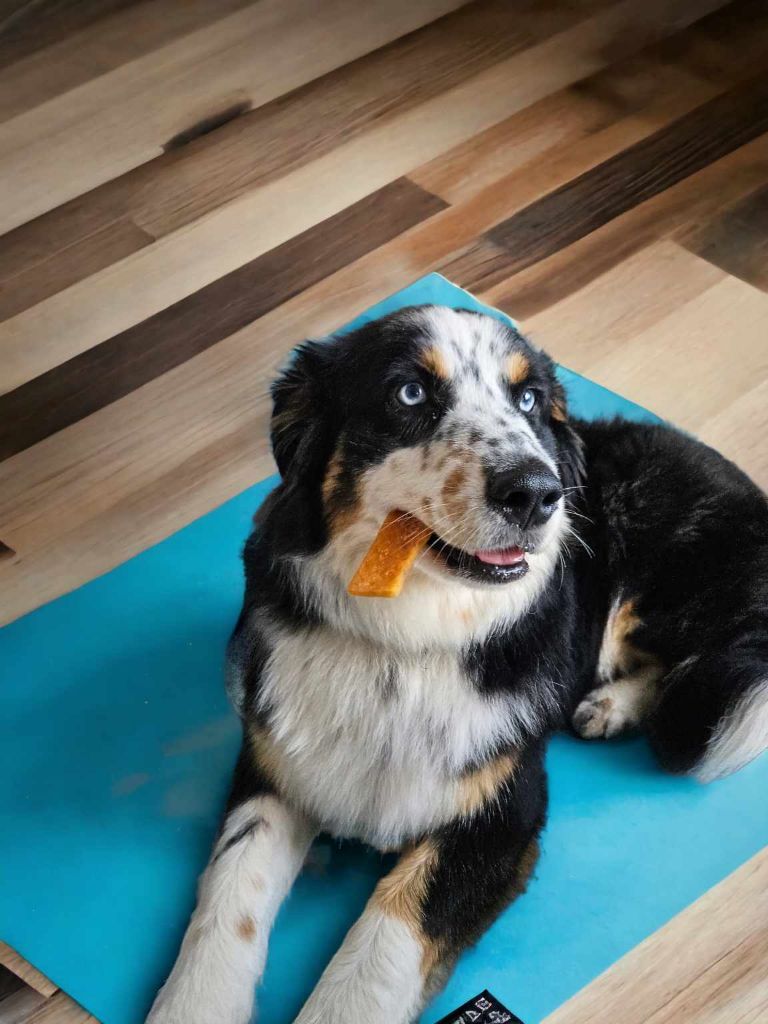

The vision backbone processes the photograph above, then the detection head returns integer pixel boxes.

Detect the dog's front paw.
[573,686,633,739]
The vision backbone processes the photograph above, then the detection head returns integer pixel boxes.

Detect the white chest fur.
[256,623,517,848]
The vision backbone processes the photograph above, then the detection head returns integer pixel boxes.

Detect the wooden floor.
[0,0,767,1020]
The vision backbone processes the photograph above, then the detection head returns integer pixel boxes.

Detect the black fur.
[571,419,768,768]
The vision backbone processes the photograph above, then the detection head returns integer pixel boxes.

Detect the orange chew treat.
[348,510,429,598]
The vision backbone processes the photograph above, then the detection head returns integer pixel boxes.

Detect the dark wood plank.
[655,0,768,86]
[486,76,768,278]
[0,0,133,68]
[681,184,768,292]
[0,0,590,302]
[0,179,446,460]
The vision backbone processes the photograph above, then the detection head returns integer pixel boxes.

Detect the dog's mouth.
[427,534,530,584]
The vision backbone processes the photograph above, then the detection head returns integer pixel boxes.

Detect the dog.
[147,306,768,1024]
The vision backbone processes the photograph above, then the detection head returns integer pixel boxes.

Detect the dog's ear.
[270,341,334,479]
[550,377,586,496]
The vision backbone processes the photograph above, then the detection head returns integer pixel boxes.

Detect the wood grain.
[0,0,132,68]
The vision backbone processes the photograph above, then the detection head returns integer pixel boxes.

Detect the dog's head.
[269,306,583,618]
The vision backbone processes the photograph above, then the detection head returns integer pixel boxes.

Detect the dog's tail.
[647,640,768,782]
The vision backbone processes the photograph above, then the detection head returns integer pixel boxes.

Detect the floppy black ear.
[270,341,334,479]
[550,378,586,497]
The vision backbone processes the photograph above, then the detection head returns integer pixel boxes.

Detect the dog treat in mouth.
[348,510,429,598]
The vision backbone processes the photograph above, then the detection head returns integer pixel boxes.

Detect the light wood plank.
[544,848,768,1024]
[574,271,768,433]
[0,0,465,234]
[699,378,768,491]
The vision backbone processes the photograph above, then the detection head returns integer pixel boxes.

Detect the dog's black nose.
[486,461,563,529]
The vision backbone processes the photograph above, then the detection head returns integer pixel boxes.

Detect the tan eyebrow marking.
[419,345,451,380]
[506,351,530,384]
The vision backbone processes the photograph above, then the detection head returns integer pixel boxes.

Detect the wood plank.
[699,378,768,492]
[0,0,253,123]
[644,934,768,1024]
[0,0,465,234]
[0,0,731,391]
[544,849,768,1024]
[0,947,55,1000]
[655,0,768,86]
[0,0,132,68]
[0,179,446,459]
[9,0,743,285]
[680,183,768,291]
[486,76,768,277]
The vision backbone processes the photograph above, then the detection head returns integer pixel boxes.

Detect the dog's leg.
[295,744,547,1024]
[574,595,664,739]
[146,748,315,1024]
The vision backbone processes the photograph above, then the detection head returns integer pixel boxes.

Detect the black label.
[433,989,524,1024]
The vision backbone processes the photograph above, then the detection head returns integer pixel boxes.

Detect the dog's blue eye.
[519,389,536,413]
[397,382,427,406]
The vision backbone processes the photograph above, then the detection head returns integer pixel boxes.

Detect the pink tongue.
[474,546,526,566]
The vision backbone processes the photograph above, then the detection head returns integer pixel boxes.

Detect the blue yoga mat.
[1,274,766,1024]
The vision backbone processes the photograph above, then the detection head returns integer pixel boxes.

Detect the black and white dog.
[147,306,768,1024]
